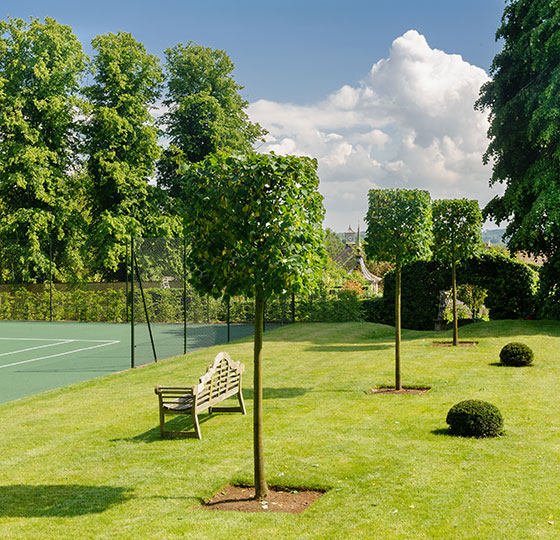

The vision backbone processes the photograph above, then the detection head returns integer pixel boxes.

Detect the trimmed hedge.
[377,251,538,330]
[446,399,504,438]
[499,342,534,367]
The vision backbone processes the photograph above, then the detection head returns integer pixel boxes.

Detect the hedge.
[369,251,538,330]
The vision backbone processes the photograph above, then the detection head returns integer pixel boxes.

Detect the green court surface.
[0,321,261,404]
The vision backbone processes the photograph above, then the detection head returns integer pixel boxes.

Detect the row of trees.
[0,17,264,283]
[364,190,483,390]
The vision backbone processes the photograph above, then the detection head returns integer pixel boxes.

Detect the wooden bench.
[154,351,246,439]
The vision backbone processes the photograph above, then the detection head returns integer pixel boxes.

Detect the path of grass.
[0,320,559,539]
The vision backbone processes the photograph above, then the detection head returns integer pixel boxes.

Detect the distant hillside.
[334,228,509,246]
[482,228,507,246]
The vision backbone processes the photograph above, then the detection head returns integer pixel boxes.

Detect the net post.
[133,249,158,363]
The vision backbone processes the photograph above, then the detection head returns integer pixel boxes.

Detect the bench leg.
[159,405,166,438]
[192,412,202,439]
[238,391,246,415]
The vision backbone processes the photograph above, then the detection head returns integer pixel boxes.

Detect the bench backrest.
[193,352,244,411]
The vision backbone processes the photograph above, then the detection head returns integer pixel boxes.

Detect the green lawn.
[0,320,559,539]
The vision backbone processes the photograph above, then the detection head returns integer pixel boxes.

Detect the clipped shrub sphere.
[499,342,534,367]
[446,399,503,438]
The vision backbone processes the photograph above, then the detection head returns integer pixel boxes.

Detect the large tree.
[475,0,560,309]
[158,42,264,197]
[432,199,483,345]
[83,31,177,278]
[364,189,432,390]
[181,152,325,499]
[0,17,87,282]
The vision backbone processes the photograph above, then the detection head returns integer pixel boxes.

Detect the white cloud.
[248,29,501,232]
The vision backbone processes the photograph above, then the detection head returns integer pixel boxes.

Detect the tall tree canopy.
[181,152,325,499]
[364,189,432,390]
[158,42,264,197]
[476,0,560,308]
[83,32,176,277]
[432,199,483,345]
[0,17,86,281]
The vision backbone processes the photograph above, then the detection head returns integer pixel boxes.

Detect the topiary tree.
[499,342,534,367]
[446,399,504,437]
[432,199,483,345]
[181,152,325,500]
[364,189,433,390]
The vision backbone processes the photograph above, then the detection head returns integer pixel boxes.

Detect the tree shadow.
[242,387,308,400]
[0,485,132,517]
[305,343,392,352]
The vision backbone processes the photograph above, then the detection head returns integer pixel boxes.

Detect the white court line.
[0,340,120,369]
[0,339,73,357]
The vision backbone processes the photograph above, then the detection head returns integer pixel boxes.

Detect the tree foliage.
[432,199,483,344]
[82,31,178,277]
[181,152,325,499]
[365,189,433,266]
[182,153,325,299]
[364,189,432,389]
[158,43,264,197]
[476,0,560,311]
[0,17,86,281]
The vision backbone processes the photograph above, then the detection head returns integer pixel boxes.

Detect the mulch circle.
[366,386,430,395]
[199,484,325,514]
[431,341,479,347]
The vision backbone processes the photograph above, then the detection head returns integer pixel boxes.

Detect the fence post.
[227,296,231,343]
[125,238,129,324]
[130,237,135,369]
[49,237,53,322]
[183,237,187,355]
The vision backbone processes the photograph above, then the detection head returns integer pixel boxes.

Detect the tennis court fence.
[0,237,366,367]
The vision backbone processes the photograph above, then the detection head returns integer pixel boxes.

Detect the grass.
[1,320,559,539]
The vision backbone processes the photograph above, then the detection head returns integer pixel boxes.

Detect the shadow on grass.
[305,343,392,352]
[243,387,308,400]
[0,485,132,517]
[116,414,217,443]
[431,428,453,437]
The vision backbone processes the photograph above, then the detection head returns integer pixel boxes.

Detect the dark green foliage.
[297,289,363,323]
[382,251,538,330]
[476,0,560,309]
[446,400,504,438]
[360,297,391,325]
[499,342,534,366]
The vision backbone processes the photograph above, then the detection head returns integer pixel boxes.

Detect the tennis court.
[0,320,261,404]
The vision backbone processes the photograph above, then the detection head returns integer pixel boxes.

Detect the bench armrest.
[154,385,195,396]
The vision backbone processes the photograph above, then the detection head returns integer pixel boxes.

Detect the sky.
[5,0,508,232]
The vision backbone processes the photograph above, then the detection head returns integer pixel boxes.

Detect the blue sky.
[5,1,508,230]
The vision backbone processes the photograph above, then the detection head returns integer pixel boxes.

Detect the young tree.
[0,17,87,282]
[364,189,432,390]
[82,31,177,278]
[181,152,325,499]
[158,42,264,197]
[432,199,483,345]
[475,0,560,308]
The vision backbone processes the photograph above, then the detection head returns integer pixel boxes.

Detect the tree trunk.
[395,264,402,391]
[253,288,269,499]
[452,260,458,346]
